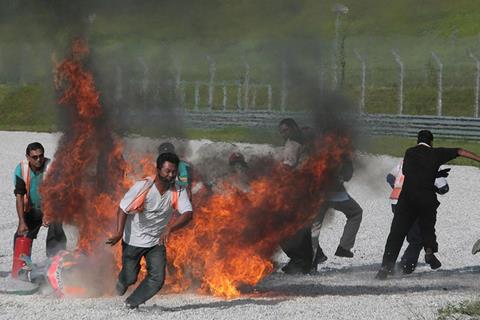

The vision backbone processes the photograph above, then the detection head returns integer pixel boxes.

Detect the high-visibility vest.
[125,177,179,213]
[389,163,404,200]
[19,159,50,212]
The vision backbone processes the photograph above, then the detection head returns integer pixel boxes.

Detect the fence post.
[318,64,326,94]
[392,50,404,115]
[222,81,227,111]
[174,60,182,108]
[267,85,272,111]
[194,81,200,111]
[115,65,123,102]
[354,49,366,113]
[281,61,287,111]
[468,49,480,118]
[236,82,242,110]
[332,4,348,90]
[138,56,149,97]
[180,81,186,110]
[243,62,250,110]
[431,52,443,116]
[251,86,257,109]
[207,57,216,111]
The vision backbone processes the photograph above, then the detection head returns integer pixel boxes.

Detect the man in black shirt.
[376,130,480,279]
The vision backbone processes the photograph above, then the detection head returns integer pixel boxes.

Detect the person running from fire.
[106,152,193,309]
[386,158,450,274]
[310,144,363,272]
[13,142,67,260]
[278,118,313,275]
[376,130,480,280]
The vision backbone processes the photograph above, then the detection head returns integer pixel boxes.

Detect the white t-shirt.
[119,181,192,248]
[282,139,303,168]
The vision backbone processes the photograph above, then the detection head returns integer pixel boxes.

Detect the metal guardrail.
[180,111,480,140]
[363,114,480,140]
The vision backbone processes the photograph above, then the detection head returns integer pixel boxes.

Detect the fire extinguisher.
[11,235,32,278]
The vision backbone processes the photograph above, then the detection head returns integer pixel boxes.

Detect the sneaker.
[282,260,309,275]
[401,263,416,275]
[334,246,354,258]
[425,253,441,270]
[375,266,393,280]
[124,302,138,310]
[310,249,328,273]
[124,299,139,310]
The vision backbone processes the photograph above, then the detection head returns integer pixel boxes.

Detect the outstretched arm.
[458,149,480,162]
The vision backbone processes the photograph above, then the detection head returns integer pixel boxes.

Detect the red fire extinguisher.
[11,235,32,278]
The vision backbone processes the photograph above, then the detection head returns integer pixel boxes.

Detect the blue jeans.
[117,241,167,307]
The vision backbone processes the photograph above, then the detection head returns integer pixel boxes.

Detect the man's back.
[402,144,458,201]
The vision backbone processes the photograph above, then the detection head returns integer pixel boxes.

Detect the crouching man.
[107,152,193,309]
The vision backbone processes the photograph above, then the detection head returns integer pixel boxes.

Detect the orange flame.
[41,39,127,290]
[165,134,351,298]
[40,38,352,300]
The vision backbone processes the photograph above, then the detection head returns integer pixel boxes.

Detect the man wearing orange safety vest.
[106,152,193,309]
[386,160,450,274]
[13,142,66,258]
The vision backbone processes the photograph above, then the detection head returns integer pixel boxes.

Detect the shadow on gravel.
[253,283,468,297]
[316,263,480,278]
[250,263,480,298]
[145,298,288,312]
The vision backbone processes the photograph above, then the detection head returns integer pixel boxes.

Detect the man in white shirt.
[107,152,193,309]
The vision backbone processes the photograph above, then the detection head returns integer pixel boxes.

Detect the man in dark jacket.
[376,130,480,279]
[386,159,450,274]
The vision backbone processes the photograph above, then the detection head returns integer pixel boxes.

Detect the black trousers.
[382,198,437,269]
[117,242,167,307]
[281,227,313,271]
[13,208,67,257]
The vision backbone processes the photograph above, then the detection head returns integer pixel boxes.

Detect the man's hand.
[159,228,171,246]
[17,221,28,235]
[106,232,123,246]
[437,168,451,178]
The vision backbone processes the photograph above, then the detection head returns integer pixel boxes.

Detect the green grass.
[0,85,57,132]
[438,300,480,320]
[2,2,480,115]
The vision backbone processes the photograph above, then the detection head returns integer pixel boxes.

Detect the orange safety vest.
[19,159,50,212]
[125,177,179,213]
[389,163,404,200]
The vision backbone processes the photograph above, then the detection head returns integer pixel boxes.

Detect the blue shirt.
[13,161,49,209]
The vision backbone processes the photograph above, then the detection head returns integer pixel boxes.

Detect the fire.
[166,134,351,298]
[40,38,128,292]
[40,37,352,300]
